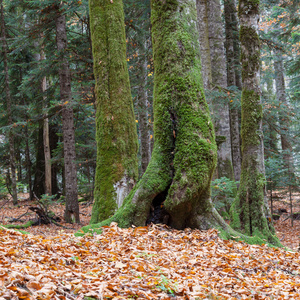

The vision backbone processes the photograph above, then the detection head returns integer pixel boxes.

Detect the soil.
[0,191,299,250]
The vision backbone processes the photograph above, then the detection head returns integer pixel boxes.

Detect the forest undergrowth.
[0,194,300,299]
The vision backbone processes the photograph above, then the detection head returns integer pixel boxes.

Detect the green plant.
[211,177,238,218]
[39,194,57,216]
[155,274,177,296]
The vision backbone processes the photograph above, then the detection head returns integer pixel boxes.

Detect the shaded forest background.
[0,0,299,225]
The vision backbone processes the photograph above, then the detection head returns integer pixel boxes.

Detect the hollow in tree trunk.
[86,0,233,233]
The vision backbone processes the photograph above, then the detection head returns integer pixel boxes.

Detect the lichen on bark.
[89,0,139,223]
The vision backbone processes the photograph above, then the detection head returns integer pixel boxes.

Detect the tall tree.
[89,0,139,223]
[1,0,18,205]
[224,0,242,182]
[196,0,234,180]
[85,0,234,233]
[274,50,295,179]
[230,0,278,244]
[124,0,152,176]
[55,4,80,223]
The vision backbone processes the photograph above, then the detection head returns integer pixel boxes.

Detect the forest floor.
[1,192,300,299]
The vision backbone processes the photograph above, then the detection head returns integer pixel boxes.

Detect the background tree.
[196,0,235,181]
[0,0,18,205]
[55,3,80,223]
[230,0,278,244]
[124,0,153,176]
[89,0,139,223]
[224,0,242,182]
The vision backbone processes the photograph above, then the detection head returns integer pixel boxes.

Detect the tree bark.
[33,124,45,198]
[55,5,80,223]
[196,0,212,89]
[230,0,278,245]
[196,0,234,180]
[224,0,242,182]
[1,0,18,205]
[40,50,52,196]
[137,55,151,176]
[207,0,234,180]
[86,0,233,233]
[274,51,295,178]
[89,0,139,223]
[24,125,33,200]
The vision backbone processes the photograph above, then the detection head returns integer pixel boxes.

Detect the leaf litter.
[1,222,300,299]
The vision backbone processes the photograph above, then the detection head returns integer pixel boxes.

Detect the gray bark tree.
[55,4,80,223]
[196,0,234,180]
[230,0,279,245]
[274,51,295,178]
[224,0,242,182]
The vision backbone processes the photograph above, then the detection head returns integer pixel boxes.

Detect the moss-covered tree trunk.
[89,0,139,223]
[230,0,278,244]
[88,0,232,232]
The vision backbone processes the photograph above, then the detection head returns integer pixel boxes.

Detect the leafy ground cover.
[0,196,300,299]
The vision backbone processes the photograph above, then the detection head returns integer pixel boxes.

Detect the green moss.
[89,0,139,223]
[1,220,35,229]
[238,0,259,17]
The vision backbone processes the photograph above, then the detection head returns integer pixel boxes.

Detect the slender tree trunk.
[33,125,45,198]
[55,5,80,223]
[137,54,151,176]
[230,0,278,245]
[1,0,17,205]
[196,0,212,89]
[136,36,151,176]
[196,0,234,180]
[49,125,60,196]
[89,0,139,223]
[42,75,52,196]
[207,0,234,180]
[84,0,234,234]
[24,125,33,200]
[224,0,242,182]
[274,51,295,177]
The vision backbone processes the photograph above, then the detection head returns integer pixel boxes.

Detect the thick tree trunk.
[55,6,80,223]
[89,0,139,223]
[87,0,233,233]
[224,0,242,182]
[1,0,18,205]
[274,51,295,177]
[230,0,278,245]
